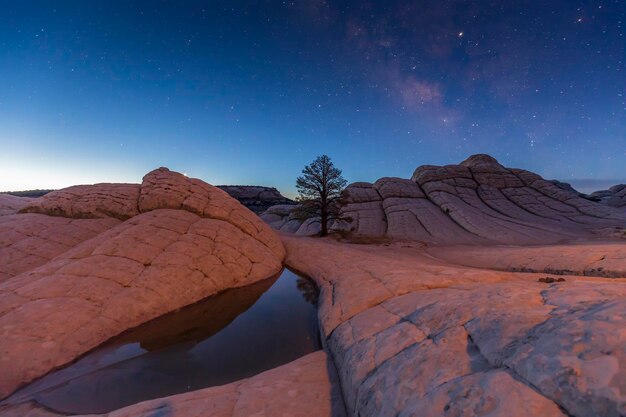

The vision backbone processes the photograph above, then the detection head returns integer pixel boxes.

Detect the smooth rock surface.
[284,236,626,417]
[428,242,626,278]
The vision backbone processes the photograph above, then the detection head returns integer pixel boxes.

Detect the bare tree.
[295,155,347,237]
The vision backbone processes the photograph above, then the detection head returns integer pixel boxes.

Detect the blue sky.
[1,1,624,195]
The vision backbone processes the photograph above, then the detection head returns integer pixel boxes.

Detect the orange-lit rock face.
[19,184,141,220]
[0,168,285,399]
[284,236,626,417]
[0,213,119,282]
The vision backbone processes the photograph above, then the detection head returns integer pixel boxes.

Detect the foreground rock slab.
[0,351,346,417]
[284,236,626,417]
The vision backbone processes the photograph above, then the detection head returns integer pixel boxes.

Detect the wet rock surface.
[0,351,347,417]
[4,270,321,414]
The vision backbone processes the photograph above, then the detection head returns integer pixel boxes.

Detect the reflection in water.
[297,277,319,305]
[7,269,321,415]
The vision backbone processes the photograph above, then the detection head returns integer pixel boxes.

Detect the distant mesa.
[3,189,54,198]
[217,185,295,213]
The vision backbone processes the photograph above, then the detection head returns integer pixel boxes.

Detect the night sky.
[1,1,625,195]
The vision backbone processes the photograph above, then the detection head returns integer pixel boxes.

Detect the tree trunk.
[320,208,328,237]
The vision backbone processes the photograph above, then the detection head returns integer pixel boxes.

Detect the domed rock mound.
[0,168,285,399]
[590,184,626,209]
[338,154,626,245]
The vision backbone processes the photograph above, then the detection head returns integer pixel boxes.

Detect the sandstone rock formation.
[338,154,626,244]
[217,185,294,213]
[0,351,346,417]
[0,168,285,399]
[0,194,35,217]
[3,158,625,417]
[284,236,626,417]
[20,184,141,220]
[260,204,321,236]
[0,214,119,282]
[590,184,626,209]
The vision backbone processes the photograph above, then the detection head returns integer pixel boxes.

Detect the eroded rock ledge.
[0,168,285,399]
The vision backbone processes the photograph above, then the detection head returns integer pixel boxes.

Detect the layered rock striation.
[338,154,626,244]
[0,168,285,399]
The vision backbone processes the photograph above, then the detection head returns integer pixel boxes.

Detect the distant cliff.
[4,189,54,198]
[217,185,295,213]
